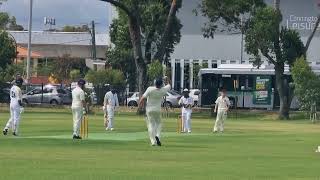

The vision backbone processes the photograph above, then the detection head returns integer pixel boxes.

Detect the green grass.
[0,108,320,180]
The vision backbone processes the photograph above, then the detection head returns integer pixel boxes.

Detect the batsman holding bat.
[178,89,194,133]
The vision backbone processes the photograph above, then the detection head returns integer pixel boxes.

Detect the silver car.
[162,90,182,107]
[22,85,72,105]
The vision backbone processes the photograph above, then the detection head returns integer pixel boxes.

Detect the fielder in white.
[71,79,86,139]
[139,77,171,146]
[3,78,24,136]
[178,89,194,133]
[213,89,230,133]
[103,87,119,131]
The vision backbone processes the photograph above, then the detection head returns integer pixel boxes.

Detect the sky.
[0,0,111,33]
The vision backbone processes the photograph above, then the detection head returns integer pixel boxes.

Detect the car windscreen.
[169,90,180,95]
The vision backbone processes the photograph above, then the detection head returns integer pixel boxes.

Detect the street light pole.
[26,0,33,83]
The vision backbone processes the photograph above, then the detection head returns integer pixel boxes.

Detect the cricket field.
[0,107,319,180]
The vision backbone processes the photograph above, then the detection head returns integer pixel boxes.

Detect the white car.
[126,91,182,108]
[126,92,139,107]
[189,89,200,106]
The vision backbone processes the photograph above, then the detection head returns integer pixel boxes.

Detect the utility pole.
[91,20,96,60]
[26,0,33,83]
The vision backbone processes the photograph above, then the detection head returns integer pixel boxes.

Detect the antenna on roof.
[44,17,56,31]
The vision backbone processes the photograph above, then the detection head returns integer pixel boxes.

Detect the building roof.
[17,46,42,58]
[9,31,110,46]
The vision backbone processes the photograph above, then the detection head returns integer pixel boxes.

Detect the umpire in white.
[103,86,119,131]
[71,79,86,139]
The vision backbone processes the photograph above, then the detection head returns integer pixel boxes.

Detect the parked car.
[163,90,182,107]
[0,88,10,103]
[189,89,200,106]
[126,92,139,107]
[126,90,182,108]
[22,85,72,105]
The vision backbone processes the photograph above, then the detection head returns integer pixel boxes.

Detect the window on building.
[221,60,227,64]
[230,60,237,64]
[316,62,320,65]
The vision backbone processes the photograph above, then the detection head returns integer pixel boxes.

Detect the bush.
[291,57,320,110]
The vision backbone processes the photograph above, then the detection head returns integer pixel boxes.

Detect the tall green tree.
[0,30,16,70]
[100,0,182,98]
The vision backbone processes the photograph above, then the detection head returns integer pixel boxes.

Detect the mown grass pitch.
[0,108,319,180]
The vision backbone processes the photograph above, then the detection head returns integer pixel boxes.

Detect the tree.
[69,69,81,82]
[0,64,23,83]
[0,30,16,70]
[245,3,305,119]
[84,69,126,87]
[36,55,88,83]
[291,57,320,110]
[147,60,163,85]
[198,0,265,38]
[106,17,137,90]
[0,12,24,30]
[61,25,90,32]
[100,0,182,100]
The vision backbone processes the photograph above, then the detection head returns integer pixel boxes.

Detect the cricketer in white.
[139,77,171,146]
[71,79,86,139]
[103,89,119,131]
[179,89,194,133]
[213,89,230,133]
[3,78,24,136]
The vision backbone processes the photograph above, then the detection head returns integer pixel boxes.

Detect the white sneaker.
[105,127,109,131]
[110,128,114,131]
[188,130,192,133]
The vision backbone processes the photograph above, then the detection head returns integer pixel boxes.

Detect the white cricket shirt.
[72,86,85,108]
[215,96,230,110]
[143,85,171,112]
[179,96,194,113]
[10,85,22,107]
[104,91,119,107]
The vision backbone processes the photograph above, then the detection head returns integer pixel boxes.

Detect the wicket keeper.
[138,76,171,146]
[3,78,24,136]
[71,79,86,139]
[179,89,194,133]
[213,88,230,133]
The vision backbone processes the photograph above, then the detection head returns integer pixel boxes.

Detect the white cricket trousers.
[214,109,227,132]
[72,107,83,136]
[146,110,162,145]
[106,105,115,129]
[4,105,21,134]
[182,111,192,132]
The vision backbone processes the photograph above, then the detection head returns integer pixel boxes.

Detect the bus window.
[247,76,254,90]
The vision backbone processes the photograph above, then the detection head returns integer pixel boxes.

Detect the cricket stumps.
[80,115,88,139]
[177,115,184,133]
